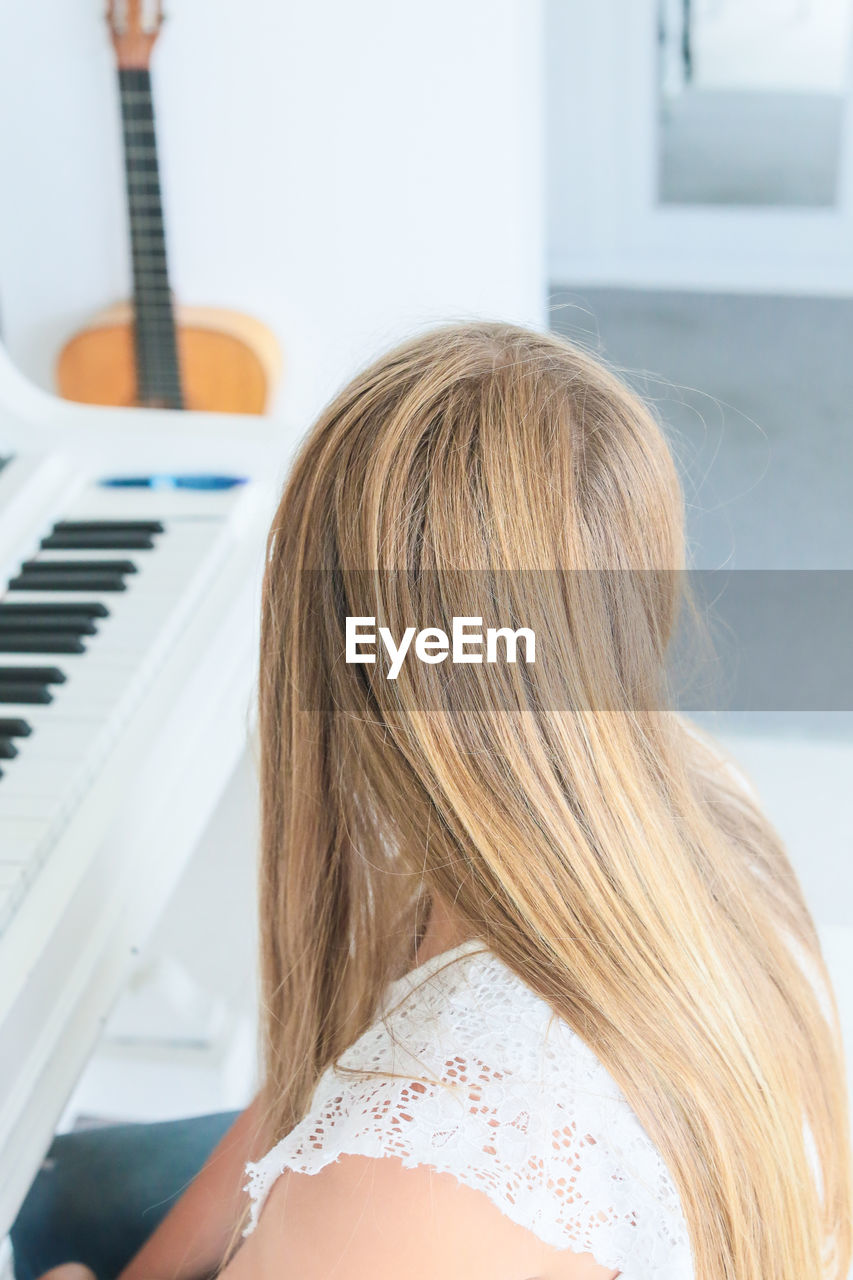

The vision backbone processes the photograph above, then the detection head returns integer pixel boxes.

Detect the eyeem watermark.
[346,616,536,680]
[297,570,853,714]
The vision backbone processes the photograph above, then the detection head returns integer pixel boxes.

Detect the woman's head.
[257,322,851,1280]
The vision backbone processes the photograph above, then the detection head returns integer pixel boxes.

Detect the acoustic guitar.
[56,0,281,414]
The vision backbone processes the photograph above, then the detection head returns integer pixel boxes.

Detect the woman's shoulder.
[339,937,563,1083]
[243,939,693,1278]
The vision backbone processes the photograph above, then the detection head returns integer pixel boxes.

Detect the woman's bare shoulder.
[225,1154,618,1280]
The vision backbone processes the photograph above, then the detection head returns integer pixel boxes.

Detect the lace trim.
[243,943,693,1279]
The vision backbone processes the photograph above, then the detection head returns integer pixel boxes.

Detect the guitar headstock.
[106,0,164,69]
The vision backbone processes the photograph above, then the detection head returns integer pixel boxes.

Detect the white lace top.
[243,938,694,1278]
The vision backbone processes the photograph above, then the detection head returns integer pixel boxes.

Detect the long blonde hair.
[256,321,851,1279]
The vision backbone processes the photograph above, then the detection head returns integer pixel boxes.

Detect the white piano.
[0,346,282,1237]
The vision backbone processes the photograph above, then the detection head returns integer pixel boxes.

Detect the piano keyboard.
[0,444,275,1235]
[0,473,258,936]
[0,339,283,1235]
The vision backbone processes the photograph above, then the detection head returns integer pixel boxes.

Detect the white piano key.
[0,790,75,822]
[18,550,149,565]
[0,751,90,795]
[0,702,107,728]
[0,682,132,722]
[0,792,81,829]
[3,591,191,626]
[0,654,136,680]
[10,720,107,761]
[0,820,52,870]
[0,863,26,933]
[0,863,26,888]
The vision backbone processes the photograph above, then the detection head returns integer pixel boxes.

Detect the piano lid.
[0,340,286,476]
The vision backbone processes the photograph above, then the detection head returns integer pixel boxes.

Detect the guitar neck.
[117,66,184,409]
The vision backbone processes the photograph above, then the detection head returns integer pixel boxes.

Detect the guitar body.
[56,303,281,414]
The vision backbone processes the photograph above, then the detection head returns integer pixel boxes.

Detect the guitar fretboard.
[118,67,184,410]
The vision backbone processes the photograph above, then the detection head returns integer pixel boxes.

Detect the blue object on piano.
[99,474,248,490]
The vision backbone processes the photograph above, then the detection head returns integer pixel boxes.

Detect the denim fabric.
[10,1112,239,1280]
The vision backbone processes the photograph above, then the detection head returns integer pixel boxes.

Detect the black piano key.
[0,717,32,737]
[0,633,86,654]
[0,666,66,683]
[0,737,18,759]
[41,531,155,551]
[8,571,127,592]
[21,558,138,575]
[0,612,97,634]
[0,601,109,619]
[52,520,164,534]
[0,682,53,704]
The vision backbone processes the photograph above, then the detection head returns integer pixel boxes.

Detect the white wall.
[0,0,545,439]
[547,0,853,293]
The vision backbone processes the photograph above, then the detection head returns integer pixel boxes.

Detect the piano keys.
[0,348,281,1237]
[0,471,266,937]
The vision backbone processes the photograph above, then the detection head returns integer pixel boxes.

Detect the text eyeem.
[345,616,536,680]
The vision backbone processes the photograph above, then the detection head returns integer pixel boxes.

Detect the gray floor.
[548,286,853,736]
